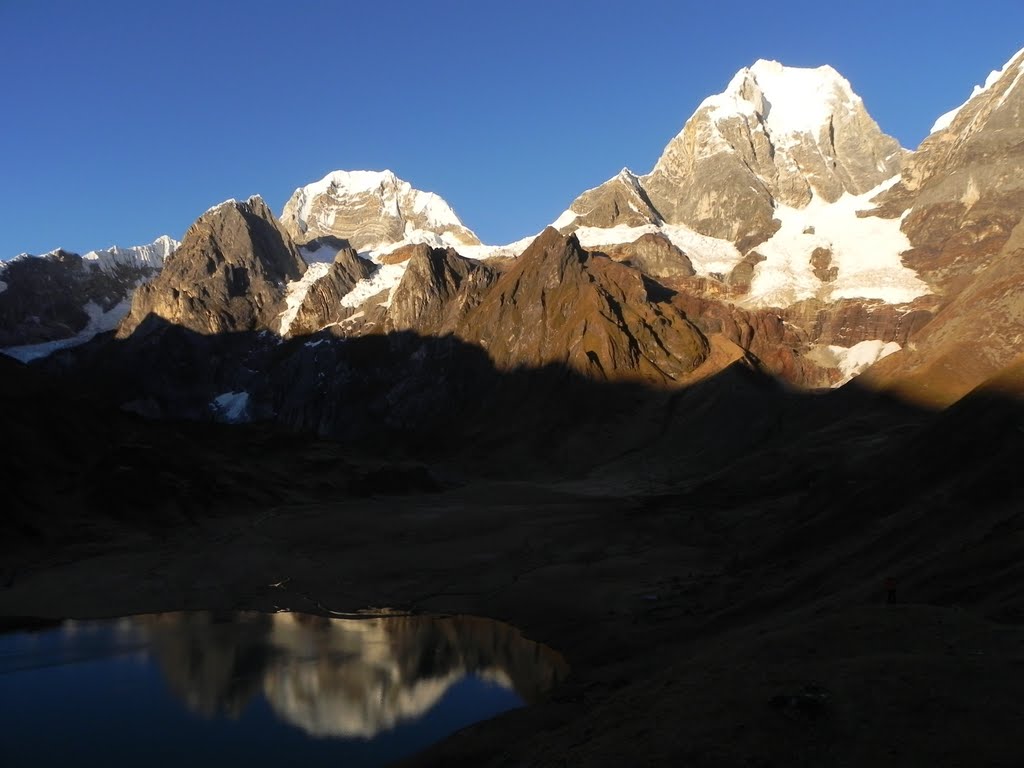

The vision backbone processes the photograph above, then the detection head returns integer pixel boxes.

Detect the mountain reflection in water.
[141,611,567,737]
[0,612,568,767]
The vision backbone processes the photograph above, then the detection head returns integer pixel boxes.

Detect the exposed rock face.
[118,197,305,337]
[453,228,708,384]
[280,170,480,251]
[863,48,1024,405]
[378,242,430,265]
[547,60,919,385]
[810,247,837,283]
[590,233,695,280]
[642,60,903,244]
[331,229,708,386]
[287,243,375,337]
[19,51,1024,416]
[0,235,177,349]
[555,168,662,230]
[883,47,1024,289]
[1,251,108,346]
[726,251,766,294]
[384,247,499,336]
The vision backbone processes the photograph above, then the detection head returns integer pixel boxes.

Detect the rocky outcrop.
[452,228,708,384]
[726,251,766,294]
[809,247,837,283]
[862,48,1024,405]
[384,247,499,336]
[591,233,695,280]
[287,243,375,337]
[378,242,431,265]
[877,48,1024,289]
[280,170,480,251]
[118,197,305,337]
[327,229,709,386]
[555,168,662,230]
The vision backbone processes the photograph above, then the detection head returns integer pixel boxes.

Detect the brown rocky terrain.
[591,233,696,280]
[383,246,499,336]
[453,229,707,384]
[862,48,1024,405]
[557,168,662,230]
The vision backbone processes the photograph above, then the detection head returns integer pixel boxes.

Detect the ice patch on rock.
[812,339,902,386]
[551,209,579,230]
[279,262,333,335]
[0,298,132,363]
[744,177,929,308]
[210,391,250,423]
[341,262,408,310]
[572,223,743,276]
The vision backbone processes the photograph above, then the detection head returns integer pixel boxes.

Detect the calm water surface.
[0,611,567,767]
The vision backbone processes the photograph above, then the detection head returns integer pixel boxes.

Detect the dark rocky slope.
[118,197,305,337]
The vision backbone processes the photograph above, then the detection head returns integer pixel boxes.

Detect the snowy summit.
[279,170,482,254]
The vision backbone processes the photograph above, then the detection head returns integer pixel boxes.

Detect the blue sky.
[1,0,1021,257]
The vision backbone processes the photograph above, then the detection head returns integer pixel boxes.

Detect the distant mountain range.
[3,48,1023,417]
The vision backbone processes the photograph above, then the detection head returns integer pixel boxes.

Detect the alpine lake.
[0,611,568,767]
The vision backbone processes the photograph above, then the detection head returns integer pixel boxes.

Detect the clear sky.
[2,0,1022,258]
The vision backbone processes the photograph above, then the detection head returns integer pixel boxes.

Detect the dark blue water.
[0,612,567,767]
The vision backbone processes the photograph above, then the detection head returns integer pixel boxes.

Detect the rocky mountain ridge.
[862,45,1024,404]
[0,235,178,358]
[118,196,305,337]
[7,49,1024,408]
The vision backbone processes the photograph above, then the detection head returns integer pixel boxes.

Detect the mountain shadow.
[13,313,1024,573]
[34,313,930,480]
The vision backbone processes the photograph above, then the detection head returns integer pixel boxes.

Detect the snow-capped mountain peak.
[280,170,480,252]
[82,234,179,272]
[702,60,861,143]
[639,58,903,245]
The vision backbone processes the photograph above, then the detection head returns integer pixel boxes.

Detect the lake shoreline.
[3,479,1024,767]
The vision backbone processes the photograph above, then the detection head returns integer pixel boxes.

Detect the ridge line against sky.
[1,0,1022,259]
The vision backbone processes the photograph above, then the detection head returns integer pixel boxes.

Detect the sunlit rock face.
[280,170,481,252]
[135,612,568,739]
[642,60,903,244]
[862,47,1024,405]
[283,239,376,337]
[558,168,663,231]
[319,228,709,386]
[117,196,305,338]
